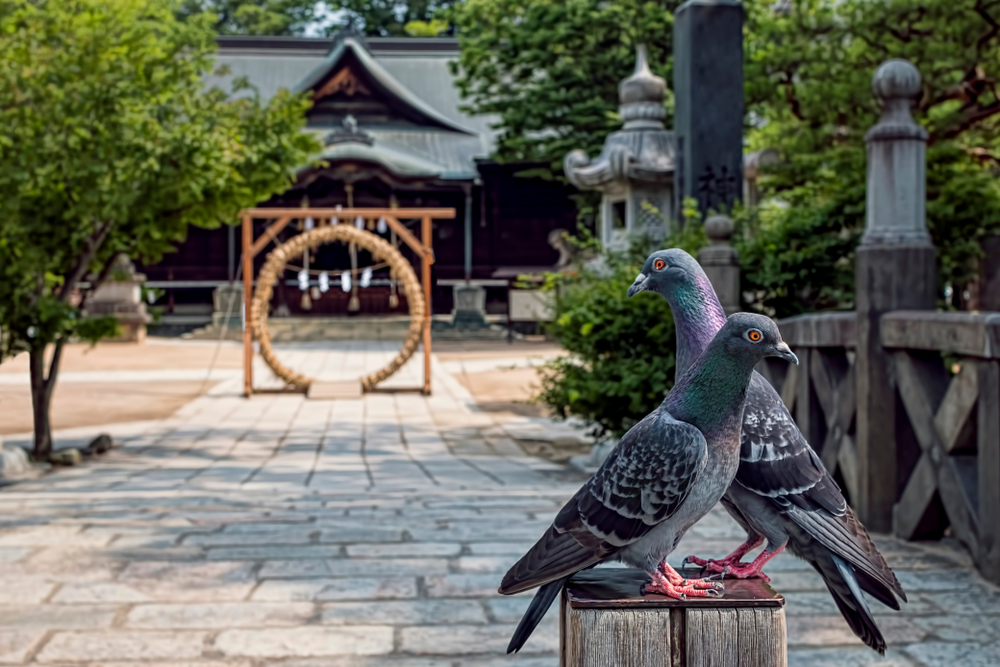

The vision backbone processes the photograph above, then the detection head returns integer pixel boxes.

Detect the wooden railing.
[880,311,1000,584]
[759,310,1000,585]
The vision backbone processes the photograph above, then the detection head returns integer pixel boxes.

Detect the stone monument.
[87,254,151,343]
[565,45,676,250]
[673,0,745,218]
[855,60,937,532]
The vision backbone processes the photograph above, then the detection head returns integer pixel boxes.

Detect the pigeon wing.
[499,410,707,595]
[739,374,904,598]
[736,373,846,515]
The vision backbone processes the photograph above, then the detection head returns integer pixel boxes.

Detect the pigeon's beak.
[772,341,799,365]
[627,273,648,298]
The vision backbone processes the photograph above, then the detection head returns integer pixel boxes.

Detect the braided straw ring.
[250,224,425,392]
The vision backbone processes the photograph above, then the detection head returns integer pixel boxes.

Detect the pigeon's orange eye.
[653,258,666,271]
[747,329,763,342]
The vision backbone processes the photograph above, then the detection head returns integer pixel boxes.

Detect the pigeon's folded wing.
[739,375,904,599]
[736,374,847,516]
[500,411,706,595]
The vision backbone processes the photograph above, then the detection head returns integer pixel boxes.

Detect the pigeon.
[628,248,907,654]
[501,312,799,653]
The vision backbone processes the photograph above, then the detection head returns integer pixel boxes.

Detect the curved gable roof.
[295,37,476,136]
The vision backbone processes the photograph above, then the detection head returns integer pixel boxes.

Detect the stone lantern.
[87,254,151,343]
[564,46,676,250]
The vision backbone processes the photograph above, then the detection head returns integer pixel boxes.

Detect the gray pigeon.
[629,248,906,654]
[501,312,798,653]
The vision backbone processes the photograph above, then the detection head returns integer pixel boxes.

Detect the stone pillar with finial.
[855,59,937,532]
[698,215,740,315]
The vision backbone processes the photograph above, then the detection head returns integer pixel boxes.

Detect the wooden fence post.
[855,60,937,531]
[561,569,786,667]
[978,358,1000,583]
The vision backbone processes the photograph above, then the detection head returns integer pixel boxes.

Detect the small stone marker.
[561,568,786,667]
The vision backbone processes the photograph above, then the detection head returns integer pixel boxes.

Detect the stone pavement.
[0,342,999,666]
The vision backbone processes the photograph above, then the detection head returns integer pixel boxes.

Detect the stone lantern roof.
[564,45,675,192]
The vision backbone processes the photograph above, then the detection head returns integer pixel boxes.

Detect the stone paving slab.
[0,343,998,666]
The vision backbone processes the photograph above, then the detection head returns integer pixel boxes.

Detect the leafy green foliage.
[177,0,320,34]
[404,18,449,36]
[449,0,678,179]
[0,0,319,455]
[739,0,1000,316]
[536,219,707,439]
[334,0,456,36]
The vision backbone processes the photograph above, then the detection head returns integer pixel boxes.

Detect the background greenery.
[536,211,706,439]
[6,0,999,444]
[0,0,319,458]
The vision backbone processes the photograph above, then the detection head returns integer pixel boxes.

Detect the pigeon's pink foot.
[696,545,785,583]
[641,562,724,599]
[684,535,764,570]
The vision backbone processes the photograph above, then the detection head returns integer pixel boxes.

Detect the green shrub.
[535,221,706,440]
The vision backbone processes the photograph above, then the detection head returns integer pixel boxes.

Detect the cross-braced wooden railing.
[880,312,1000,584]
[759,310,1000,585]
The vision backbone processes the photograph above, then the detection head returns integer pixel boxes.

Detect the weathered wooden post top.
[561,569,787,667]
[564,45,676,250]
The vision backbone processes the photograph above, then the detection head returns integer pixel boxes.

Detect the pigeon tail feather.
[816,552,887,655]
[500,525,601,595]
[507,577,567,654]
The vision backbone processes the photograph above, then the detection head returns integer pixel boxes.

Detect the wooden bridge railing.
[881,311,1000,584]
[757,310,1000,586]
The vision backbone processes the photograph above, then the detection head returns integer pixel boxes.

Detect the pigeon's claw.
[684,554,712,568]
[644,564,726,599]
[642,574,724,599]
[716,562,772,583]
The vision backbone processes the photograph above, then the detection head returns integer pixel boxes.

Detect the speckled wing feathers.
[737,374,846,516]
[499,410,707,595]
[575,415,706,546]
[739,373,904,599]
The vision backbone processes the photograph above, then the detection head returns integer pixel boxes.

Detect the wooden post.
[242,214,253,398]
[855,60,936,532]
[979,358,1000,583]
[561,570,786,667]
[421,215,433,395]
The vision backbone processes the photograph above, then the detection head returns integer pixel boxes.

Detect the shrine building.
[141,32,579,332]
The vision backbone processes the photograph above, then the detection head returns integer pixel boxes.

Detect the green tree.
[449,0,678,179]
[177,0,320,35]
[0,0,320,459]
[327,1,455,37]
[739,0,1000,316]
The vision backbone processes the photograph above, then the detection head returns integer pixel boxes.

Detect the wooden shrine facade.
[138,34,580,323]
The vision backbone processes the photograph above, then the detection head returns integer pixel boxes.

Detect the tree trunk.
[28,346,52,459]
[27,340,65,460]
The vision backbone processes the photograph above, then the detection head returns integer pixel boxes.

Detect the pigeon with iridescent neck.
[501,311,798,653]
[629,248,906,655]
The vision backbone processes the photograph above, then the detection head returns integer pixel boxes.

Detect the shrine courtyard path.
[0,341,998,666]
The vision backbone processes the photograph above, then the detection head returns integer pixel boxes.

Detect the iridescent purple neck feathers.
[670,275,727,375]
